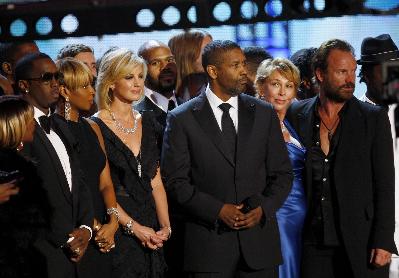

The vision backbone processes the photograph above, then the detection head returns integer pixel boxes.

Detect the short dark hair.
[57,44,93,60]
[243,46,272,76]
[290,47,317,81]
[0,41,37,75]
[202,40,241,71]
[313,39,355,82]
[14,52,52,83]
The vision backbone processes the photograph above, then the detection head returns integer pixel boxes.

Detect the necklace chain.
[110,109,138,134]
[319,114,339,141]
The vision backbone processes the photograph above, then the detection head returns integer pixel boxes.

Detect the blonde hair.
[168,30,212,95]
[56,57,93,92]
[96,48,147,110]
[255,58,301,96]
[0,96,34,149]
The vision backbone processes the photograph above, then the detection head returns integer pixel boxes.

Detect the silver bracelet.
[124,220,134,236]
[106,207,119,221]
[164,226,172,239]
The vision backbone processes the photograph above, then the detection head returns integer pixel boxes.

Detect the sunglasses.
[25,72,63,84]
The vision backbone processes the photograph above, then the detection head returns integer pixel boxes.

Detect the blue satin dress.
[276,120,307,278]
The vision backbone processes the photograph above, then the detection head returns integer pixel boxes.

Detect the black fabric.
[168,99,176,111]
[219,103,237,160]
[60,116,111,278]
[39,115,53,134]
[301,244,354,278]
[161,92,293,273]
[0,149,50,278]
[304,101,346,246]
[286,96,397,278]
[92,112,166,278]
[22,115,94,278]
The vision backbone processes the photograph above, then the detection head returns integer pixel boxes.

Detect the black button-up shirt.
[304,99,348,246]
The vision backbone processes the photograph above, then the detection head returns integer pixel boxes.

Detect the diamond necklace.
[109,109,138,134]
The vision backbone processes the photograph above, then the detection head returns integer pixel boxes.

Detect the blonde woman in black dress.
[93,48,171,278]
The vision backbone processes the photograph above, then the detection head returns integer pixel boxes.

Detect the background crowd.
[0,29,398,278]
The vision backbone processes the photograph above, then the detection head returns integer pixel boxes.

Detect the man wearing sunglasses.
[15,52,94,278]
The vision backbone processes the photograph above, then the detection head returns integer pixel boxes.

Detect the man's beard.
[323,81,355,103]
[147,75,176,95]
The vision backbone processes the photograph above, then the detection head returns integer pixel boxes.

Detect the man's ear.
[206,65,218,80]
[18,80,30,94]
[315,68,324,84]
[1,62,12,75]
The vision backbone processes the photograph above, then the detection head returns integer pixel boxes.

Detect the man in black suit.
[15,53,93,278]
[135,40,179,129]
[161,40,293,278]
[286,39,397,278]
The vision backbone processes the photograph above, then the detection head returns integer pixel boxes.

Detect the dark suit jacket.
[286,96,398,278]
[23,115,93,278]
[161,92,293,272]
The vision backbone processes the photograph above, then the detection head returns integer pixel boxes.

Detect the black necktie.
[39,115,52,134]
[219,103,236,159]
[168,99,176,111]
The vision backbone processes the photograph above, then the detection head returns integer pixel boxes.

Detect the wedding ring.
[110,244,116,249]
[98,242,103,247]
[74,247,80,254]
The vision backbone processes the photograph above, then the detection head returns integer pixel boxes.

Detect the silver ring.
[110,244,116,249]
[74,247,80,254]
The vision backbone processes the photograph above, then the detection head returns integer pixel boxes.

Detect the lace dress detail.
[92,112,166,278]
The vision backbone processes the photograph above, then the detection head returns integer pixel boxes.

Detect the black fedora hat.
[357,34,399,65]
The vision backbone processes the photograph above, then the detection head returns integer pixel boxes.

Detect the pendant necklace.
[135,152,142,178]
[320,116,339,141]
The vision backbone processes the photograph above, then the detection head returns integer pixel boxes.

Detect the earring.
[65,96,71,121]
[16,141,24,151]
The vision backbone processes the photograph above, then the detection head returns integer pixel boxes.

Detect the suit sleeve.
[250,109,293,219]
[161,112,224,226]
[77,174,94,228]
[370,109,398,254]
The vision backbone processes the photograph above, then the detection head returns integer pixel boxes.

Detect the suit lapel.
[334,98,365,192]
[192,92,235,166]
[297,97,317,149]
[236,95,255,163]
[34,123,73,204]
[296,97,317,205]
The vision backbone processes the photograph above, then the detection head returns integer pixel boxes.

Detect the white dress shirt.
[34,107,72,191]
[205,85,238,132]
[359,94,399,277]
[144,86,178,113]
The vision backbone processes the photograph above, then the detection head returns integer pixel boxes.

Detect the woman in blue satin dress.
[255,57,307,278]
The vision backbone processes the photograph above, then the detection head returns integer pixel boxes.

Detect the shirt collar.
[205,84,238,111]
[144,86,177,113]
[33,106,48,123]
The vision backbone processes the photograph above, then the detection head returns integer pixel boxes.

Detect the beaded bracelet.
[124,220,134,236]
[106,207,119,221]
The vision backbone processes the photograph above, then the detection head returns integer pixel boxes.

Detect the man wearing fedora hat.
[358,34,399,106]
[358,34,399,277]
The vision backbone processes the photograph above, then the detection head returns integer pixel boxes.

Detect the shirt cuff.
[79,225,93,240]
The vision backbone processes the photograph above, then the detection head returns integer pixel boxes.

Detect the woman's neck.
[276,110,286,123]
[109,99,134,121]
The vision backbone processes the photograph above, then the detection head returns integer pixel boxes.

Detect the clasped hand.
[66,227,91,262]
[218,203,263,230]
[134,223,170,250]
[93,218,118,253]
